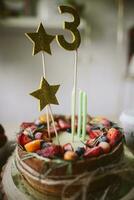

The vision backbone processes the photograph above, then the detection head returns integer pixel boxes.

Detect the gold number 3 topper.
[56,5,81,51]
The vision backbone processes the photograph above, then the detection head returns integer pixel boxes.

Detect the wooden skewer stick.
[41,52,51,139]
[48,105,60,145]
[42,52,59,144]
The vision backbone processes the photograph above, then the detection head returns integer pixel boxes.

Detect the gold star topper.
[30,77,60,111]
[25,23,55,55]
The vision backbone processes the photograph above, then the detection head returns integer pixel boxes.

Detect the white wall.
[0,1,134,139]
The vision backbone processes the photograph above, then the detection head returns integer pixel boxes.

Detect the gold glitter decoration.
[56,5,81,51]
[30,77,60,111]
[25,23,55,55]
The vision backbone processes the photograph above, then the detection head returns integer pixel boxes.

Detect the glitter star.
[30,77,60,111]
[25,23,55,55]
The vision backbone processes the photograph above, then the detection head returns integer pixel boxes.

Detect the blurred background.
[0,0,134,140]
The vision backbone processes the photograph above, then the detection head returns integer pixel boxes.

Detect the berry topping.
[20,122,35,130]
[17,134,32,146]
[35,132,43,140]
[66,128,71,133]
[84,146,102,158]
[107,128,122,147]
[98,135,108,143]
[98,142,111,154]
[89,130,103,139]
[36,145,63,158]
[64,151,78,161]
[75,147,85,156]
[24,140,42,152]
[58,119,71,130]
[63,143,73,152]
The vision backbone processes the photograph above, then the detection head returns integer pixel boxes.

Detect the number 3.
[56,5,81,51]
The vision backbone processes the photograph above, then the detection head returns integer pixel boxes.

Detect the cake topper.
[30,77,60,111]
[56,5,81,51]
[25,5,87,144]
[26,23,60,144]
[56,5,81,141]
[25,23,55,55]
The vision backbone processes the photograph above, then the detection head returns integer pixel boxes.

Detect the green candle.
[77,90,83,137]
[82,92,87,141]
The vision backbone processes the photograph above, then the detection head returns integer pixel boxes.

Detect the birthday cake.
[15,114,123,197]
[13,5,124,198]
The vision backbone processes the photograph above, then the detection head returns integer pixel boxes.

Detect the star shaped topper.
[25,23,55,55]
[30,77,60,111]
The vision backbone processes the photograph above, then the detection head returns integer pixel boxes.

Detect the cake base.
[15,142,124,197]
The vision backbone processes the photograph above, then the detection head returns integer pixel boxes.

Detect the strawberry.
[84,146,103,158]
[20,122,35,130]
[36,145,63,158]
[58,119,71,130]
[89,130,103,139]
[107,128,122,146]
[17,133,32,146]
[63,143,73,152]
[86,138,96,147]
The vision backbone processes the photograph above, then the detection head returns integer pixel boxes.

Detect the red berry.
[36,145,63,158]
[20,122,35,130]
[84,146,102,158]
[58,119,71,130]
[89,130,103,139]
[107,128,122,147]
[63,143,73,152]
[17,134,32,146]
[86,138,96,147]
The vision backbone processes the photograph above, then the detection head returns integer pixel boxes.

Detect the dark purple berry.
[76,147,85,156]
[66,128,71,133]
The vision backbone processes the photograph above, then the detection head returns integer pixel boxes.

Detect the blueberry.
[66,128,71,133]
[98,136,107,143]
[76,147,85,156]
[41,141,50,149]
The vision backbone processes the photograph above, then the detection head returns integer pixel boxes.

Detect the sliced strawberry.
[63,143,73,152]
[36,145,63,158]
[17,133,32,146]
[58,119,71,130]
[84,146,103,158]
[86,138,96,147]
[89,130,103,139]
